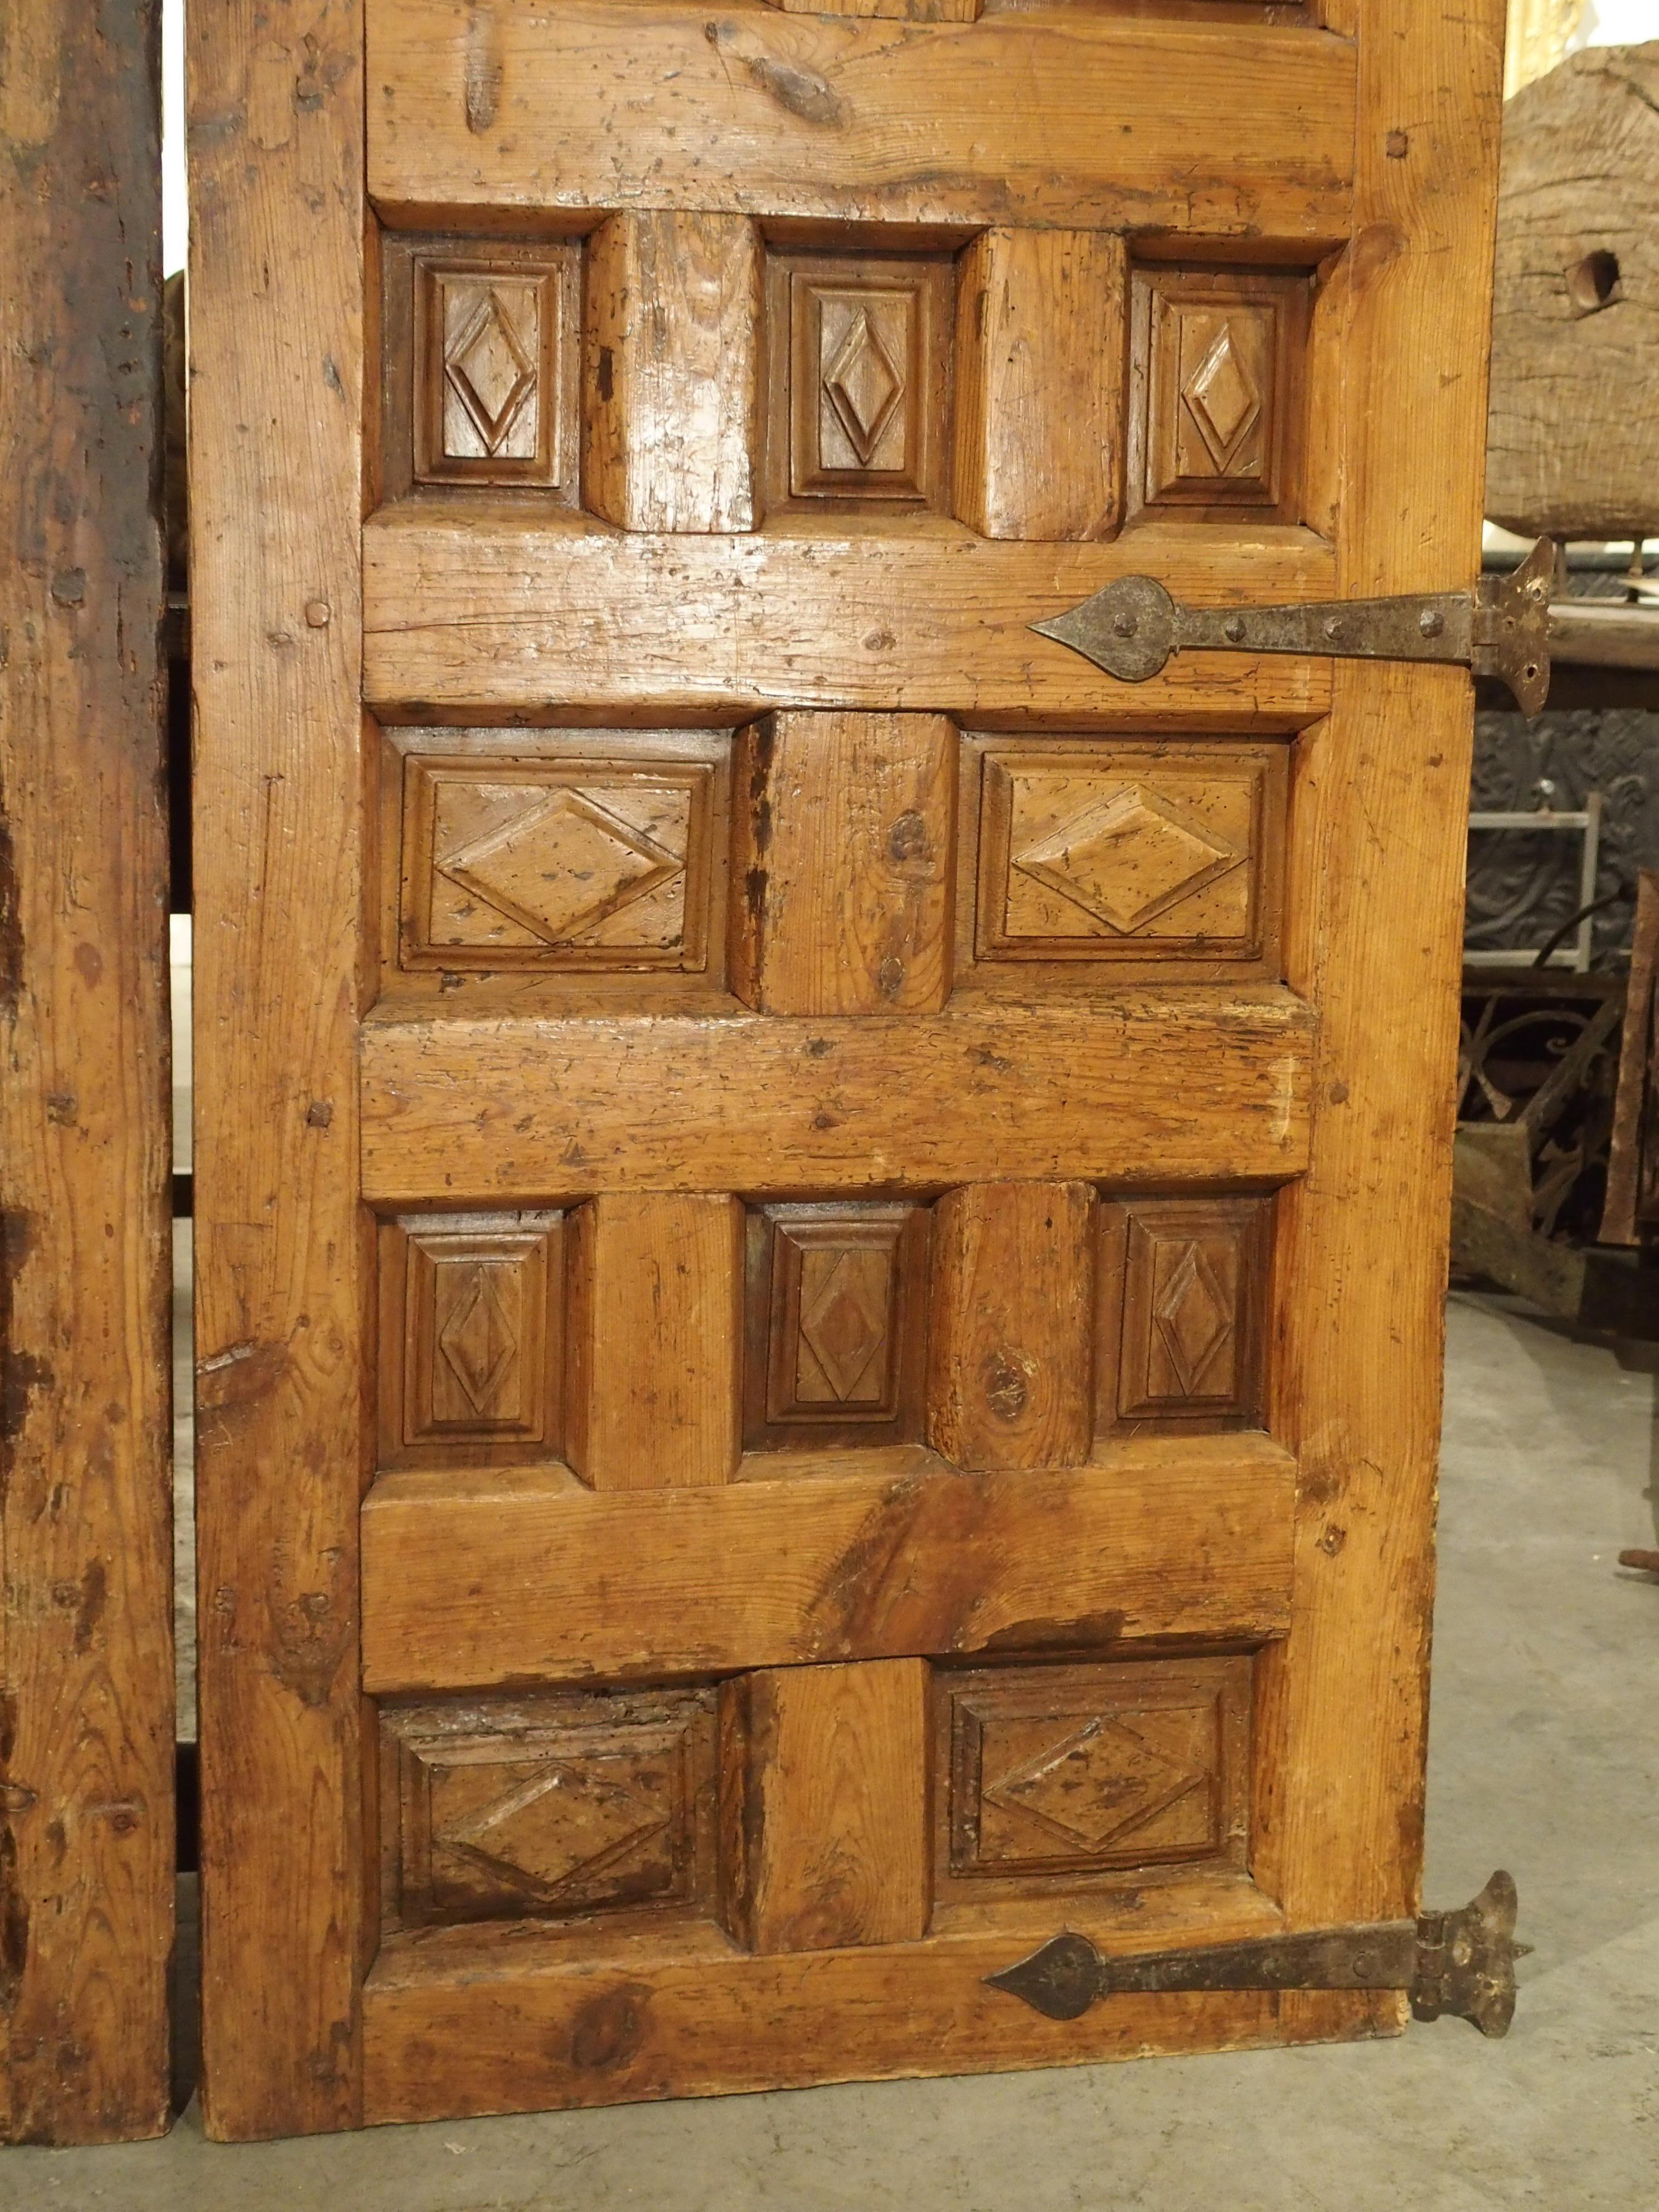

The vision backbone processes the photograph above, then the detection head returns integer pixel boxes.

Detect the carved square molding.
[380,1689,719,1934]
[972,741,1276,967]
[377,1210,565,1468]
[743,1200,931,1452]
[1096,1193,1270,1433]
[938,1657,1251,1892]
[765,250,954,512]
[379,234,579,500]
[1129,266,1309,523]
[392,733,726,976]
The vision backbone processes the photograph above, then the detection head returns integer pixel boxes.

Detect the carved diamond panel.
[1131,266,1308,520]
[405,245,578,491]
[378,1211,564,1467]
[941,1659,1251,1886]
[744,1201,931,1451]
[974,744,1272,964]
[382,1689,719,1933]
[1098,1195,1270,1432]
[396,739,724,976]
[768,251,954,510]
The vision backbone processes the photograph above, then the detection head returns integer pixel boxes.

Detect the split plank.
[360,992,1314,1204]
[361,1435,1297,1691]
[363,513,1336,724]
[0,0,173,2143]
[190,0,370,2139]
[367,3,1356,238]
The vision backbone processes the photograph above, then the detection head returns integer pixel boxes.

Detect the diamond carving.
[1182,320,1260,470]
[1151,1241,1233,1394]
[1012,783,1241,935]
[446,289,537,455]
[984,1716,1206,1855]
[823,309,904,467]
[797,1246,892,1404]
[438,787,682,947]
[436,1264,518,1415]
[438,1758,671,1905]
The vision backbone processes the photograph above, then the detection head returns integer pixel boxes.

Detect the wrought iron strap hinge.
[987,1871,1526,2039]
[1033,539,1556,718]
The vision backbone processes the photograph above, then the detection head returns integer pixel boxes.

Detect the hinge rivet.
[1223,615,1246,643]
[1419,608,1445,638]
[1324,616,1343,641]
[1112,612,1138,638]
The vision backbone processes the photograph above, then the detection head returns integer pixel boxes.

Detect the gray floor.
[6,1291,1657,2210]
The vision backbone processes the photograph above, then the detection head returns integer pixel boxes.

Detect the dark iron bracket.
[1032,539,1556,718]
[986,1870,1526,2039]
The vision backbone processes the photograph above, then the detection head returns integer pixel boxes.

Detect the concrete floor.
[4,1290,1656,2209]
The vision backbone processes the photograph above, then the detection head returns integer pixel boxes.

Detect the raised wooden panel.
[765,250,954,512]
[743,1201,931,1452]
[720,1661,930,1954]
[938,1657,1251,1898]
[362,1436,1298,1692]
[380,1690,718,1933]
[565,1194,744,1490]
[390,727,726,976]
[583,211,760,532]
[368,6,1359,240]
[927,1181,1097,1472]
[966,739,1284,979]
[1129,266,1309,524]
[379,233,579,501]
[361,992,1317,1202]
[1096,1195,1270,1434]
[953,230,1126,542]
[378,1211,564,1468]
[729,711,957,1015]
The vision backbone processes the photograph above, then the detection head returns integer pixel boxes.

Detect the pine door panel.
[193,0,1504,2140]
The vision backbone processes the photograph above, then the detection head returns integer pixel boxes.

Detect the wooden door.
[191,0,1505,2139]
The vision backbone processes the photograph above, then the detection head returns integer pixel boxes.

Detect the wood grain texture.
[363,512,1337,725]
[1485,46,1659,538]
[720,1660,929,1952]
[360,991,1314,1202]
[361,1434,1298,1691]
[953,230,1125,541]
[565,1196,743,1490]
[0,0,173,2143]
[730,712,957,1014]
[765,0,981,18]
[583,213,760,533]
[367,3,1357,237]
[1251,0,1506,1944]
[927,1183,1097,1472]
[360,1930,1395,2126]
[190,0,368,2140]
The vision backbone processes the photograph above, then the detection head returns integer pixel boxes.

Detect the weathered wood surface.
[360,993,1314,1202]
[367,3,1356,236]
[363,515,1336,724]
[1254,0,1506,1954]
[1486,44,1659,539]
[1602,870,1659,1247]
[361,1435,1298,1690]
[190,0,370,2140]
[0,0,173,2144]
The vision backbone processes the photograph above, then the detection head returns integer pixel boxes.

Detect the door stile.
[191,0,371,2140]
[1254,0,1506,1988]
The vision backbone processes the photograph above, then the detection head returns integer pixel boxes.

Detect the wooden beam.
[367,3,1356,239]
[361,1435,1298,1691]
[190,0,370,2140]
[362,513,1337,725]
[360,991,1315,1204]
[1252,0,1507,1952]
[0,0,173,2144]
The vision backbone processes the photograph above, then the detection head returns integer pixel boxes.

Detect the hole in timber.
[1565,249,1621,313]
